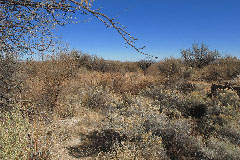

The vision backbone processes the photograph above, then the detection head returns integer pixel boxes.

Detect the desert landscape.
[1,0,240,159]
[1,48,240,159]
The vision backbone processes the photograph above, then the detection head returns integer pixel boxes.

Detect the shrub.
[200,56,240,81]
[210,88,240,117]
[158,58,183,78]
[67,129,127,158]
[218,56,240,79]
[21,52,81,122]
[81,86,109,110]
[205,137,240,160]
[181,43,220,68]
[0,55,16,97]
[0,107,30,159]
[201,64,224,81]
[122,62,139,73]
[137,59,153,75]
[182,67,194,79]
[69,50,94,70]
[216,121,240,146]
[175,80,196,94]
[92,59,122,73]
[0,54,23,111]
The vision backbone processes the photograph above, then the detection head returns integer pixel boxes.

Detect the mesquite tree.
[181,43,220,68]
[0,0,156,58]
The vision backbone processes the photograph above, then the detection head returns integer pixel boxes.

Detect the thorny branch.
[0,0,157,59]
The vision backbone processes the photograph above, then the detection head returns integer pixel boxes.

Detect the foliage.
[137,59,153,75]
[0,54,21,111]
[0,107,30,160]
[205,137,240,159]
[68,51,139,73]
[217,56,240,79]
[19,51,80,122]
[81,86,109,110]
[198,56,240,81]
[158,57,183,78]
[209,89,240,119]
[1,54,240,159]
[182,67,194,79]
[181,43,220,68]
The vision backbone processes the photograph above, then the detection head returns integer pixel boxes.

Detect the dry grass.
[1,53,240,159]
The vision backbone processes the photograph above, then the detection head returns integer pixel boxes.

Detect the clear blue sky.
[56,0,240,61]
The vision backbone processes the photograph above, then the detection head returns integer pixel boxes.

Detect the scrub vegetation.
[2,1,240,159]
[1,44,240,159]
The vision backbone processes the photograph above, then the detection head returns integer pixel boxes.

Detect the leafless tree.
[181,43,220,68]
[0,0,157,58]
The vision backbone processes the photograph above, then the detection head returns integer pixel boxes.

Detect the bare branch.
[0,0,157,59]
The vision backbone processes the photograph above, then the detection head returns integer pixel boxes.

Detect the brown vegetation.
[209,82,240,98]
[1,51,240,159]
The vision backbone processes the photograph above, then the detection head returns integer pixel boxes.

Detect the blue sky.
[56,0,240,61]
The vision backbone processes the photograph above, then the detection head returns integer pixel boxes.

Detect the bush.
[158,58,183,78]
[81,86,109,110]
[21,52,81,122]
[137,59,153,75]
[218,56,240,79]
[182,67,194,79]
[181,43,220,68]
[92,59,122,73]
[70,51,130,73]
[201,64,224,81]
[122,62,139,73]
[200,56,240,81]
[0,107,30,159]
[176,81,196,94]
[209,88,240,120]
[205,137,240,160]
[69,50,93,70]
[0,54,21,111]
